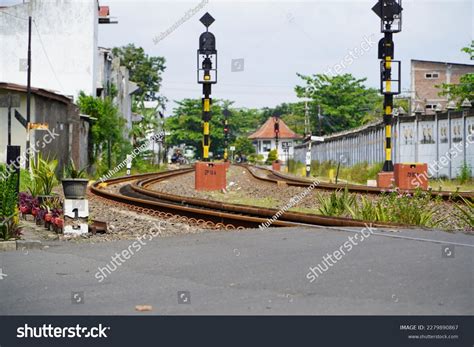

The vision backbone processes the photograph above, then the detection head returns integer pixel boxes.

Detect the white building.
[248,117,302,162]
[97,47,139,137]
[0,0,108,100]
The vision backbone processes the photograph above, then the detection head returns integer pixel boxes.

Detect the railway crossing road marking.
[0,268,7,280]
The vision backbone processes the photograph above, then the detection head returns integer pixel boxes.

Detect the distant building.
[410,59,474,115]
[248,117,302,162]
[97,47,139,137]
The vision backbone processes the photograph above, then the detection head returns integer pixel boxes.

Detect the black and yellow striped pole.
[202,83,212,161]
[223,109,230,161]
[382,33,394,172]
[198,13,217,161]
[372,0,403,172]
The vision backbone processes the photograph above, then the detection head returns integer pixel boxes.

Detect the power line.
[32,19,64,91]
[0,10,29,21]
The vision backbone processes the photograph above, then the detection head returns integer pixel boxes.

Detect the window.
[425,72,439,79]
[425,104,436,110]
[263,141,271,152]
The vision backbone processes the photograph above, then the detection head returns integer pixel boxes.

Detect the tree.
[77,92,131,172]
[233,137,256,157]
[437,41,474,107]
[295,73,381,133]
[112,44,167,105]
[165,100,266,159]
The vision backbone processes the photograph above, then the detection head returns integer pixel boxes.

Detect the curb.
[0,239,44,252]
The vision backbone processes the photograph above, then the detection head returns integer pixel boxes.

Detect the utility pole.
[26,16,32,170]
[318,105,322,136]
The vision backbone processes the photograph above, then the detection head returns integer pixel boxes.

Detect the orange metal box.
[394,163,428,190]
[272,161,281,172]
[376,172,395,189]
[195,162,227,191]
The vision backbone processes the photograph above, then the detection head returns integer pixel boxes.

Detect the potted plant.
[31,154,59,204]
[62,160,88,199]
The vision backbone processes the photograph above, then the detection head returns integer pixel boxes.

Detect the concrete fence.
[294,108,474,179]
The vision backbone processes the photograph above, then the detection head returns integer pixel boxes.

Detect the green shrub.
[0,166,20,240]
[316,187,355,216]
[265,149,278,165]
[457,162,472,185]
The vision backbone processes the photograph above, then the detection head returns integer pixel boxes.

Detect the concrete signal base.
[195,161,227,191]
[394,163,428,190]
[272,161,281,172]
[376,172,395,189]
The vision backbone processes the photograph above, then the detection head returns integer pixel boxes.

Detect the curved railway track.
[243,164,473,202]
[90,167,406,230]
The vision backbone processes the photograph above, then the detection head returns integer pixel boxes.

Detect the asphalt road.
[0,226,473,315]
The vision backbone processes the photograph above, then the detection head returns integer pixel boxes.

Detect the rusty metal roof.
[0,82,73,105]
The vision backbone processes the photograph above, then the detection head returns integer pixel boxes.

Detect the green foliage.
[131,98,161,148]
[310,160,383,184]
[165,99,267,159]
[453,197,474,230]
[0,166,20,240]
[63,159,87,179]
[265,149,278,164]
[347,189,441,227]
[295,73,382,133]
[345,195,390,222]
[77,92,131,171]
[233,137,256,156]
[112,44,166,104]
[316,187,355,216]
[30,154,58,196]
[436,42,474,106]
[288,159,305,174]
[248,154,264,165]
[457,162,472,185]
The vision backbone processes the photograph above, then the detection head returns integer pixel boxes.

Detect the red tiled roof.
[99,6,109,17]
[248,117,302,140]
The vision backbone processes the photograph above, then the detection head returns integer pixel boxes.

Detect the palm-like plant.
[30,154,58,196]
[454,197,474,230]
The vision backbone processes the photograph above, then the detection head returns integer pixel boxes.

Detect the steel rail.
[243,164,473,202]
[90,168,407,229]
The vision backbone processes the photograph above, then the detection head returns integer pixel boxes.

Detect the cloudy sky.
[3,0,473,111]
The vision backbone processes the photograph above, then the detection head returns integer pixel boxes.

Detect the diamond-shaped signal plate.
[200,12,215,27]
[372,1,402,19]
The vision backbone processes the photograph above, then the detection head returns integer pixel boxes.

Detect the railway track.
[90,167,405,230]
[244,165,473,202]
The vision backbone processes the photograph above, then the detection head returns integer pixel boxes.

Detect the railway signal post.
[272,116,281,171]
[223,108,230,169]
[372,0,403,188]
[195,12,226,191]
